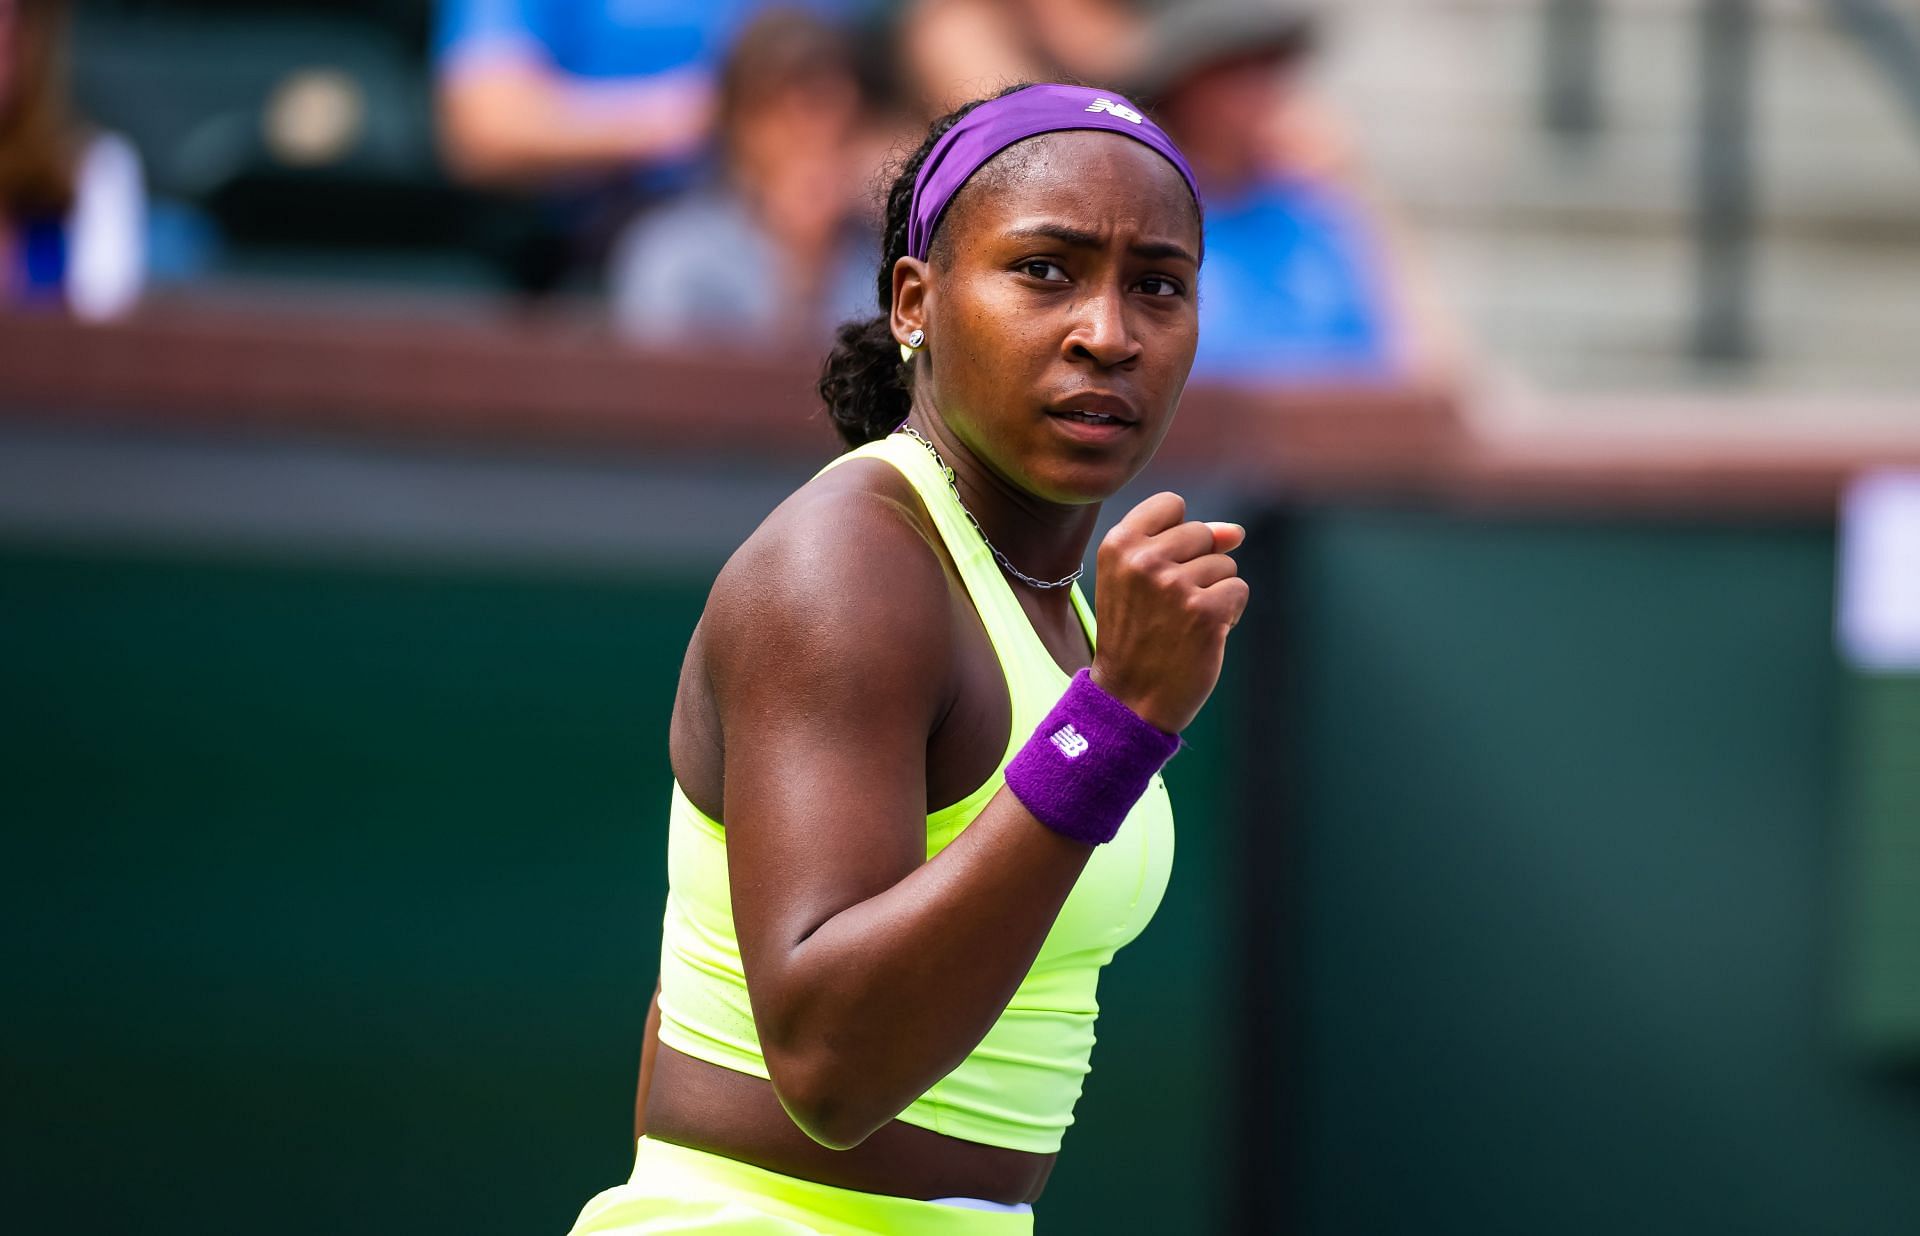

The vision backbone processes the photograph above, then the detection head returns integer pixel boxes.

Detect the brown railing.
[4,302,1917,515]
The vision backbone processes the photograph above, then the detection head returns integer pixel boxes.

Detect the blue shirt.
[1191,178,1395,382]
[435,0,746,80]
[434,0,865,81]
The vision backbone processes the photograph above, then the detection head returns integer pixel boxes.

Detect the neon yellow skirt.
[568,1137,1036,1235]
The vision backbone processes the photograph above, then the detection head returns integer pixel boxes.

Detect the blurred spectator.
[433,1,877,182]
[435,1,728,188]
[608,8,883,349]
[0,0,144,320]
[433,0,874,294]
[901,0,1143,117]
[1135,0,1453,383]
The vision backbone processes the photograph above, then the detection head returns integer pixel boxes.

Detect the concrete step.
[1422,221,1920,392]
[1316,0,1920,391]
[1326,0,1920,230]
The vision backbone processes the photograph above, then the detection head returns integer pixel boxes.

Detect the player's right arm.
[697,473,1245,1151]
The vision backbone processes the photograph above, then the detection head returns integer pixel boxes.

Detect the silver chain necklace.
[895,425,1085,591]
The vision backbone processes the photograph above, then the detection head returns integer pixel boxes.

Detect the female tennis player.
[570,82,1246,1235]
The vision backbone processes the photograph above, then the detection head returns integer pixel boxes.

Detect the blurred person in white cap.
[0,0,145,321]
[1133,0,1455,383]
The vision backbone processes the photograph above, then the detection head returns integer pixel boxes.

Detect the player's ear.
[891,256,930,349]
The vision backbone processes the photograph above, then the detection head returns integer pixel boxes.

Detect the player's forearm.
[752,792,1092,1149]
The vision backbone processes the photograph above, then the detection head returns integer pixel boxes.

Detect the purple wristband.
[1004,670,1181,846]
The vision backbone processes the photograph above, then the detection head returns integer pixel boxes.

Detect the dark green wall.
[1837,672,1920,1057]
[1282,510,1920,1236]
[3,549,703,1231]
[0,540,1235,1234]
[9,502,1918,1236]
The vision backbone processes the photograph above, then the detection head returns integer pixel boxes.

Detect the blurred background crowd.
[13,0,1920,395]
[7,0,1449,384]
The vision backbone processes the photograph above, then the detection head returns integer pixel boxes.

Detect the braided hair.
[816,86,1032,447]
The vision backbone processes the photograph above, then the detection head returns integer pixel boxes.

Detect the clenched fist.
[1089,492,1249,734]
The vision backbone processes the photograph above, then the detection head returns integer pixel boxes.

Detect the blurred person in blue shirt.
[608,8,888,349]
[1134,0,1452,384]
[1,0,144,320]
[434,0,871,188]
[437,0,733,188]
[434,0,876,294]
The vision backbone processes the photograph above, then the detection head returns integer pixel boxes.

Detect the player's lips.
[1043,393,1139,428]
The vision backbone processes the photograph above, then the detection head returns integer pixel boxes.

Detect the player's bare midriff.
[644,1043,1057,1205]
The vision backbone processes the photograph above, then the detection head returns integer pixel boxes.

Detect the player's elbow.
[765,1046,894,1151]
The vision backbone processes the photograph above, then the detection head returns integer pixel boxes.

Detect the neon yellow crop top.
[653,432,1175,1155]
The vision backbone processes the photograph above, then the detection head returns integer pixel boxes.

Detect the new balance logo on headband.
[1085,98,1144,125]
[1049,724,1090,758]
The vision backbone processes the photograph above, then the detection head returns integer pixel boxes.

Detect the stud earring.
[900,328,926,363]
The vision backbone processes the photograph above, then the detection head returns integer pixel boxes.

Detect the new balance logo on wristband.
[1049,724,1090,758]
[1084,97,1144,124]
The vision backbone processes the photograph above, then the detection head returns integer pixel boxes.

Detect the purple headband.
[906,83,1200,263]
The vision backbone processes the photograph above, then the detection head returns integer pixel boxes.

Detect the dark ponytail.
[818,88,1029,447]
[817,314,907,448]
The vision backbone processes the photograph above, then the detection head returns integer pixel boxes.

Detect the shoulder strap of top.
[819,435,1086,697]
